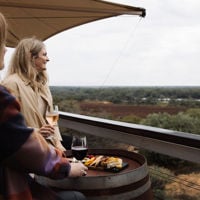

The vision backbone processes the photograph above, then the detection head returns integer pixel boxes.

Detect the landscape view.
[51,86,200,200]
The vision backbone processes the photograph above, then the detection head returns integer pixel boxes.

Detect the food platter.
[82,155,128,173]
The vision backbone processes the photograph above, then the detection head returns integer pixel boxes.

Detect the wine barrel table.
[36,149,153,200]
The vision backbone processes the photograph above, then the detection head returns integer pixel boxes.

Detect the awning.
[0,0,146,47]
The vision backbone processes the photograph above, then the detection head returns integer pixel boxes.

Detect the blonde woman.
[2,37,66,152]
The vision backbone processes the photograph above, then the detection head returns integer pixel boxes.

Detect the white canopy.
[0,0,145,47]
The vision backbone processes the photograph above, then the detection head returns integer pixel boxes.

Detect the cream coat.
[2,73,63,148]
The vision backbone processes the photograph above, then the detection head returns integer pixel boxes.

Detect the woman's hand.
[39,124,55,138]
[69,162,88,177]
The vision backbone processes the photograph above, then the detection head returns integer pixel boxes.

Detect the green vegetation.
[142,112,200,134]
[51,86,200,106]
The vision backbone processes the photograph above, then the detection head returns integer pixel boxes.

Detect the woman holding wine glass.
[2,37,66,152]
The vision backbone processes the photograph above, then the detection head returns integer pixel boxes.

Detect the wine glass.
[71,136,88,162]
[45,105,59,139]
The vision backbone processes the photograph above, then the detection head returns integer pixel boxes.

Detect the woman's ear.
[33,55,38,59]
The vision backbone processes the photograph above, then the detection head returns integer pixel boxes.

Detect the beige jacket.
[2,73,63,148]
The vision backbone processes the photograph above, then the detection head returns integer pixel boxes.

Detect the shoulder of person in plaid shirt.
[0,85,71,200]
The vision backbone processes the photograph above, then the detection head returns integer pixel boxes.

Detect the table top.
[36,148,149,191]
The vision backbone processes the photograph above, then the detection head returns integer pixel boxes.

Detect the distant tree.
[141,111,200,134]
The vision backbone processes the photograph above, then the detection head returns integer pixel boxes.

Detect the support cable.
[101,16,143,86]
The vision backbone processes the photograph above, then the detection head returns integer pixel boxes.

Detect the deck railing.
[59,111,200,164]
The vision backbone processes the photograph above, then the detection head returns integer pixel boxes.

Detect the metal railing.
[59,111,200,164]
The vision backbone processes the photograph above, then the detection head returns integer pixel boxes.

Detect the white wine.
[46,113,59,126]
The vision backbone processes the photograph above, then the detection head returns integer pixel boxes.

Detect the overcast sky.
[2,0,200,87]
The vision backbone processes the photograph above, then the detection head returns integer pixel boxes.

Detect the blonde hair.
[0,12,7,62]
[7,37,48,89]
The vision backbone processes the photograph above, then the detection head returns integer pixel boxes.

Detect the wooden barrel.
[37,149,153,200]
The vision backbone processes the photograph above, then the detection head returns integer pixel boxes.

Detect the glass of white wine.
[45,105,59,139]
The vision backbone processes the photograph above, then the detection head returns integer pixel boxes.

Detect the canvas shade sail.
[0,0,145,47]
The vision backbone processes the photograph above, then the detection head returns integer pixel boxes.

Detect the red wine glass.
[71,136,88,162]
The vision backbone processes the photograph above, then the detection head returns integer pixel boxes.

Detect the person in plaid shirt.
[0,12,87,200]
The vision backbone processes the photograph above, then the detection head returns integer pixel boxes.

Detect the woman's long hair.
[6,37,48,90]
[0,12,7,48]
[0,12,7,66]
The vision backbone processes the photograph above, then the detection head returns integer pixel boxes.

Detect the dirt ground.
[80,102,187,118]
